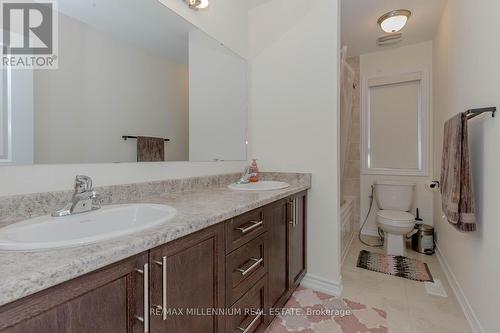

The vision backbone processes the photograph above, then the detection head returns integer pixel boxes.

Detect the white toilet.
[374,181,416,256]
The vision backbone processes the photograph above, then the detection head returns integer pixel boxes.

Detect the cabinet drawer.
[226,233,268,305]
[226,208,265,253]
[226,276,267,333]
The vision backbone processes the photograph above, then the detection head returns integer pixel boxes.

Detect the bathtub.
[341,196,356,262]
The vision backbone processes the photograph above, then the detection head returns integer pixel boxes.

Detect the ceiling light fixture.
[377,9,411,33]
[185,0,209,10]
[196,0,209,9]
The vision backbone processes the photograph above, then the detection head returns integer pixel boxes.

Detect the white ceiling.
[341,0,447,56]
[58,0,196,63]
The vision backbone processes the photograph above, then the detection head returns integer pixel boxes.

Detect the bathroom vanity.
[0,174,309,333]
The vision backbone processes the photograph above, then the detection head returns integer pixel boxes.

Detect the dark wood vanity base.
[0,191,307,333]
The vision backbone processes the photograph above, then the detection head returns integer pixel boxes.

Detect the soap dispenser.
[249,159,259,183]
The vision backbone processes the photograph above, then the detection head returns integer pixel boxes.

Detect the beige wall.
[248,0,341,294]
[360,41,434,234]
[433,1,500,331]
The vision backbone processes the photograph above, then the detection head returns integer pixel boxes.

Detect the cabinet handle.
[154,256,168,321]
[289,199,294,225]
[237,313,262,333]
[293,198,299,227]
[236,258,264,276]
[135,263,149,333]
[236,221,263,233]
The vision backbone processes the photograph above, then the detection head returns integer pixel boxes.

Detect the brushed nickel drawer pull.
[289,199,295,225]
[154,256,168,321]
[237,313,262,333]
[293,198,299,227]
[236,258,264,276]
[236,221,263,233]
[135,263,149,333]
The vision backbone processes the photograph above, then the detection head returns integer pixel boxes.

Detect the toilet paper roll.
[425,180,440,193]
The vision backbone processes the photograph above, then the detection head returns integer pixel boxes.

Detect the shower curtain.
[340,46,355,199]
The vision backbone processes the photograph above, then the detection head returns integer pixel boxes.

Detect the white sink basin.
[0,204,178,251]
[228,181,290,191]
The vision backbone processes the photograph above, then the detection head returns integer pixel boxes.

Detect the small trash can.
[412,224,435,255]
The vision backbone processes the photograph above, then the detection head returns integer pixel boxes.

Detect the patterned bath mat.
[357,250,433,282]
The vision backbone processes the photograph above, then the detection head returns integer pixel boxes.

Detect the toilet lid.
[377,210,415,222]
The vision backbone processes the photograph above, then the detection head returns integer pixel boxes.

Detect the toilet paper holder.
[429,181,440,190]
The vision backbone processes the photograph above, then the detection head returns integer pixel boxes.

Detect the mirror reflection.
[0,0,248,165]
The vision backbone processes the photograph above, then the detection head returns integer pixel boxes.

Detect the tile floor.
[341,236,471,333]
[266,235,472,333]
[265,287,389,332]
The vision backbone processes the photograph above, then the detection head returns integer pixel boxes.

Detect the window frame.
[0,66,12,163]
[361,69,430,177]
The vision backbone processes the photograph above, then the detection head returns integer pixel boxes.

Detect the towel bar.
[122,136,170,142]
[464,107,496,120]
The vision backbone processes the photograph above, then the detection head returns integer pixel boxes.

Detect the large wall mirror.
[361,70,429,176]
[0,0,248,165]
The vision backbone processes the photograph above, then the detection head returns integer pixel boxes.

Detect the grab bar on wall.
[464,107,496,120]
[122,136,170,142]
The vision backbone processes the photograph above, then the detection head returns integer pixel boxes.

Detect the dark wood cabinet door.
[289,192,307,288]
[149,224,225,333]
[266,199,289,309]
[0,253,149,333]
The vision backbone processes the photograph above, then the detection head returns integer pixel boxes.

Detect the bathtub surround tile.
[348,143,360,161]
[0,172,311,306]
[341,56,361,265]
[349,126,361,144]
[343,179,360,197]
[352,107,360,125]
[345,161,360,179]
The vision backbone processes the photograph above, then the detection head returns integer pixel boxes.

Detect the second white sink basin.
[0,204,178,251]
[228,181,290,191]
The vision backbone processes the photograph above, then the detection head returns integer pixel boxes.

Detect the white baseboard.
[300,274,343,297]
[435,245,484,333]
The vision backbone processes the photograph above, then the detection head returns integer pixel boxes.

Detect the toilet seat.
[376,210,415,227]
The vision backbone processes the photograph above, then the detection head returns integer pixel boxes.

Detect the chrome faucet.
[236,166,257,184]
[52,175,101,217]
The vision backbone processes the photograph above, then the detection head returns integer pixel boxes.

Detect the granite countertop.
[0,176,310,307]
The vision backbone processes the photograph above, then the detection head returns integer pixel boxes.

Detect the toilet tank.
[374,181,416,212]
